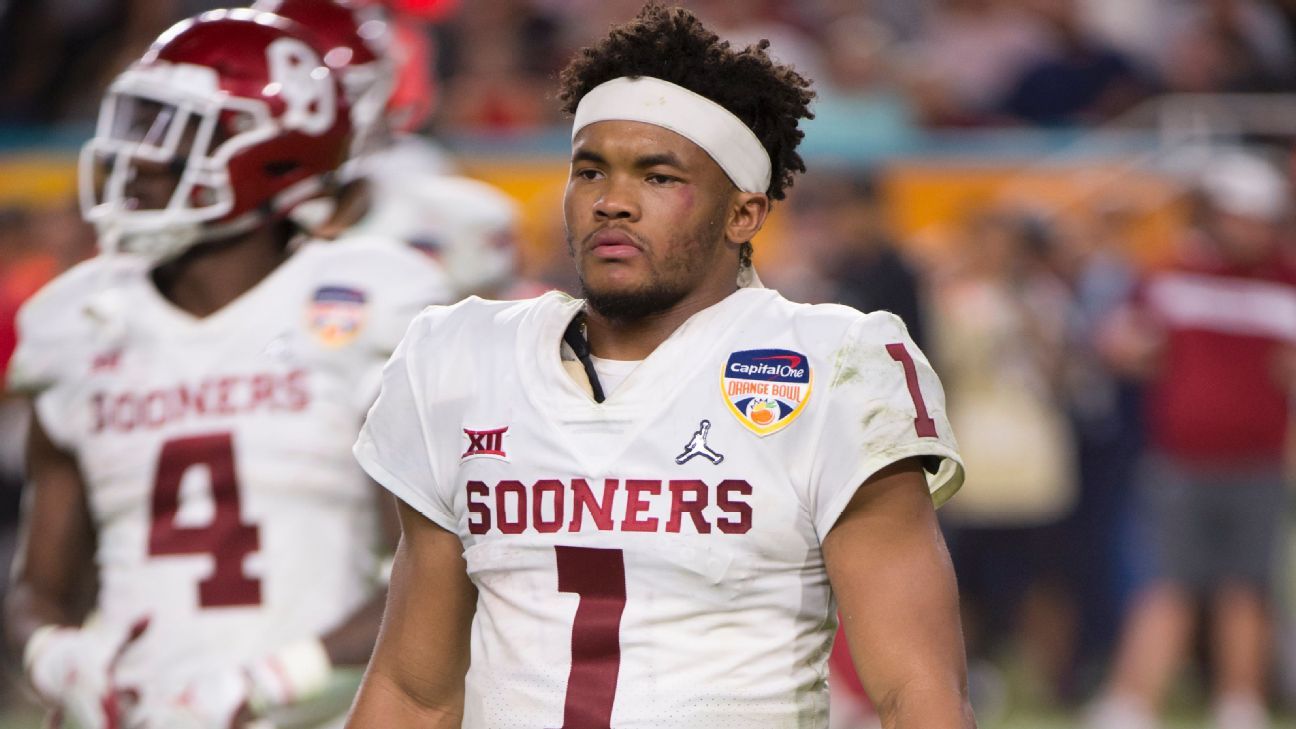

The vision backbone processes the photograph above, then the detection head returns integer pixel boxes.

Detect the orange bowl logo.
[747,399,778,425]
[307,285,367,348]
[721,349,812,437]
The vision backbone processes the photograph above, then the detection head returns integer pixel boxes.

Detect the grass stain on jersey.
[829,342,864,388]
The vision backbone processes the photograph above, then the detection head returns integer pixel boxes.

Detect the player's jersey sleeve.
[6,258,121,449]
[353,308,456,532]
[805,310,964,539]
[340,234,455,412]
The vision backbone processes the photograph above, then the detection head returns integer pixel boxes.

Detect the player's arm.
[345,499,476,728]
[4,405,139,727]
[5,405,96,655]
[311,478,402,666]
[823,457,975,729]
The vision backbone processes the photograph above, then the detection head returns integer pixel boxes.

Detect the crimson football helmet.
[79,9,352,261]
[252,0,394,153]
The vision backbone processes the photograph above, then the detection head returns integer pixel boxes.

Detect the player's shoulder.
[16,254,145,334]
[405,289,571,346]
[9,255,146,393]
[294,234,453,295]
[416,174,517,210]
[764,294,914,356]
[296,233,445,275]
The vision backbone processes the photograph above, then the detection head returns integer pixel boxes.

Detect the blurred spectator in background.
[1158,0,1296,94]
[1075,0,1174,70]
[436,0,561,133]
[801,13,919,151]
[904,0,1053,126]
[0,0,175,123]
[690,0,826,81]
[860,0,931,42]
[1047,201,1148,698]
[1088,150,1296,729]
[931,209,1078,718]
[999,0,1154,126]
[819,170,927,347]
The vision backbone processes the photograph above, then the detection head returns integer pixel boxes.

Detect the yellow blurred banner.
[1,153,1186,272]
[0,154,78,209]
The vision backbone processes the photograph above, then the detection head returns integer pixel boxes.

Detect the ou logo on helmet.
[266,37,336,135]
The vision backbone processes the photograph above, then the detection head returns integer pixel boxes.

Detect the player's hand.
[127,638,331,729]
[25,619,148,729]
[124,669,256,729]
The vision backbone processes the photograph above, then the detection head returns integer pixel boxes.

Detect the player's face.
[123,157,183,212]
[564,120,737,320]
[111,100,205,212]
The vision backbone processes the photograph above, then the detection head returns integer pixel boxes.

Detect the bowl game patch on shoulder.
[721,349,812,436]
[307,285,368,347]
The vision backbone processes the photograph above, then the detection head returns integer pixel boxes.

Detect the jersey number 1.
[886,343,938,438]
[556,546,626,729]
[148,433,262,607]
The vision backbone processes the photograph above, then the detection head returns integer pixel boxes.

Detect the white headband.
[572,76,772,194]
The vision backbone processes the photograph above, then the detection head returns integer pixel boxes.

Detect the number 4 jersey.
[7,237,451,705]
[355,286,965,728]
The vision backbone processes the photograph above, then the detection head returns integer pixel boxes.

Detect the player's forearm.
[346,669,464,729]
[875,681,976,729]
[4,584,77,659]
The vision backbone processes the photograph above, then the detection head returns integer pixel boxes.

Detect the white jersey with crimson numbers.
[8,236,451,723]
[355,286,965,728]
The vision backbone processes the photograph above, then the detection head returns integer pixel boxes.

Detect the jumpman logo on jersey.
[675,419,724,465]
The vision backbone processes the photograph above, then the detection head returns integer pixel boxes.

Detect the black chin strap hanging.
[562,313,606,403]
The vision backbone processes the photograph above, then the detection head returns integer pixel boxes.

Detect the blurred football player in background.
[5,9,450,728]
[253,0,522,300]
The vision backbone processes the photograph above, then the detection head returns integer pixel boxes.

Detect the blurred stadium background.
[3,0,1296,727]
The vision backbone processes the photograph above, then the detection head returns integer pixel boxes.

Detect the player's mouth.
[588,228,644,260]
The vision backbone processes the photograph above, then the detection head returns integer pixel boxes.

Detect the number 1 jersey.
[7,237,451,699]
[355,287,965,728]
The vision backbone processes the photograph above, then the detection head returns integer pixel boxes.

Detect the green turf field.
[994,717,1296,729]
[1,709,1294,728]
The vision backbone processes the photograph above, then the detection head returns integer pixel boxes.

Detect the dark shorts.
[1138,452,1288,594]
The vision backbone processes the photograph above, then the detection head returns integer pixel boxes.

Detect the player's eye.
[574,168,602,181]
[646,173,678,185]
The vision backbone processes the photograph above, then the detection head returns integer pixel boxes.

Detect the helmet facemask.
[80,63,282,262]
[340,56,396,158]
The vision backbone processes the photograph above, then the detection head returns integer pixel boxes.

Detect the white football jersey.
[8,236,451,718]
[355,287,964,728]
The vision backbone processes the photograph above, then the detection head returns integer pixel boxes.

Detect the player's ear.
[726,192,769,245]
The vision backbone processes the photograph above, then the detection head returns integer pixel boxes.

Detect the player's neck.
[583,275,739,361]
[152,224,292,318]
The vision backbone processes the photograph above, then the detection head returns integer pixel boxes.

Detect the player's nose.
[124,158,184,209]
[592,174,640,221]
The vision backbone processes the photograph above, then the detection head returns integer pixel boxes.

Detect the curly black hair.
[558,4,815,201]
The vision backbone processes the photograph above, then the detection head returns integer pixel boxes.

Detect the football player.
[348,6,974,728]
[252,0,523,300]
[5,9,451,729]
